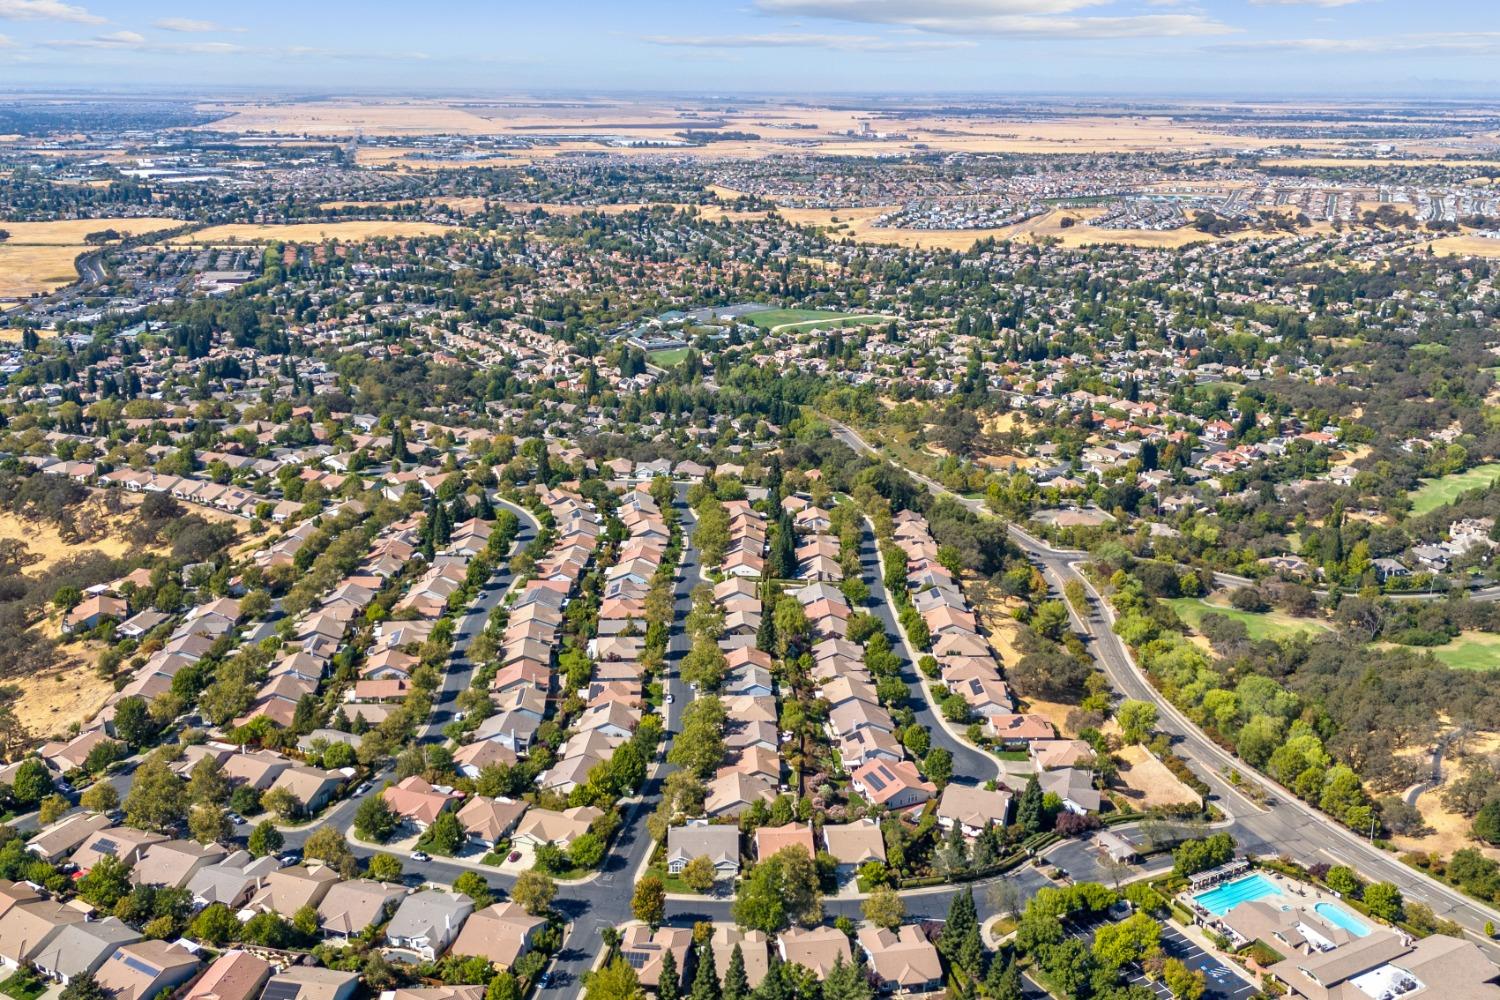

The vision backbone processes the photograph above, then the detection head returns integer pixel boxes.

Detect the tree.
[1016,774,1044,835]
[453,871,494,907]
[588,957,645,1000]
[38,793,70,825]
[923,747,953,788]
[113,696,157,749]
[633,874,667,926]
[123,753,187,832]
[486,972,520,1000]
[1093,912,1161,970]
[570,830,606,869]
[986,957,1023,1000]
[77,853,132,909]
[512,869,556,915]
[1473,801,1500,845]
[81,781,119,814]
[1171,833,1235,877]
[423,810,465,855]
[187,756,228,806]
[941,887,983,977]
[367,853,404,882]
[1161,958,1205,1000]
[690,942,721,1000]
[248,820,284,858]
[11,758,53,805]
[261,786,301,822]
[190,903,242,945]
[722,945,750,1000]
[821,955,873,1000]
[304,827,356,875]
[189,803,233,845]
[658,948,680,1000]
[732,845,822,932]
[60,975,107,1000]
[1116,700,1158,744]
[682,854,717,893]
[862,885,905,930]
[354,794,400,842]
[1363,882,1404,923]
[1325,864,1362,897]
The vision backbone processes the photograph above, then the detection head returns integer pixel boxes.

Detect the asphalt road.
[856,520,1000,785]
[827,418,1500,958]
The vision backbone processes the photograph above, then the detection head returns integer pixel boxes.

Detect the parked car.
[508,851,522,862]
[411,851,431,862]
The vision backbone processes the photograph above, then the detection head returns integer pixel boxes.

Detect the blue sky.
[0,0,1496,96]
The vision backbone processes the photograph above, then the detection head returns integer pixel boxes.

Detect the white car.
[411,851,431,862]
[664,693,675,704]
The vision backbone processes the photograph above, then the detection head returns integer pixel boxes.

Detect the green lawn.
[1166,597,1332,642]
[1413,631,1500,671]
[1409,463,1500,516]
[647,347,692,366]
[1,971,46,1000]
[743,308,882,332]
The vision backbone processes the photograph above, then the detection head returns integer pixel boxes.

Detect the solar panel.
[95,839,119,855]
[122,957,161,977]
[262,981,302,1000]
[623,951,649,970]
[865,773,887,792]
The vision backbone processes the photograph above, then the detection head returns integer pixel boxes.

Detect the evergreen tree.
[1016,775,1044,834]
[658,948,680,1000]
[821,956,872,1000]
[943,887,984,976]
[722,944,750,1000]
[770,513,797,579]
[690,942,721,1000]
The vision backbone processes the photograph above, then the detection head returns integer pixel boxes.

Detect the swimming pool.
[1193,873,1283,916]
[1314,902,1370,937]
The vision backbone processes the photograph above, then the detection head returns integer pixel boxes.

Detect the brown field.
[0,217,182,309]
[320,197,489,212]
[10,640,114,740]
[204,98,1379,159]
[0,510,137,566]
[0,244,88,306]
[1422,235,1500,259]
[1262,157,1500,169]
[167,220,458,244]
[778,204,1233,252]
[1113,744,1201,808]
[1389,732,1500,861]
[0,218,180,245]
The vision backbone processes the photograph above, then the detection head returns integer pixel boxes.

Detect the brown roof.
[183,950,272,1000]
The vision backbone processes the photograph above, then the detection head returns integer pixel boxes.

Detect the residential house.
[180,950,271,1000]
[666,823,741,878]
[384,890,474,961]
[94,940,200,1000]
[857,926,944,994]
[447,901,547,970]
[778,926,853,981]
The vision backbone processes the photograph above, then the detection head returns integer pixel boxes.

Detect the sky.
[0,0,1497,97]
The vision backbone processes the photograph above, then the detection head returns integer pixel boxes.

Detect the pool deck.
[1179,869,1374,950]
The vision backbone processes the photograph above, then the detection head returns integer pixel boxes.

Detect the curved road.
[828,419,1500,957]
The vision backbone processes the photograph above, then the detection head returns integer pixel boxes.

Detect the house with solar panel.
[93,940,200,1000]
[30,917,142,985]
[259,966,360,1000]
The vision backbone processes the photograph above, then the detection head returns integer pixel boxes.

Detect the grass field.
[167,220,457,244]
[744,308,881,332]
[1414,631,1500,671]
[1166,596,1331,642]
[1409,462,1500,515]
[0,217,182,308]
[648,347,692,366]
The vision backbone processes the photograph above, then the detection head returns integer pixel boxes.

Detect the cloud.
[751,0,1234,37]
[1247,0,1365,6]
[1214,32,1500,54]
[46,29,245,53]
[0,0,101,23]
[644,31,975,51]
[153,17,244,33]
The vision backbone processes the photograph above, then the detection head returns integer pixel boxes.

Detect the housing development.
[2,83,1500,1000]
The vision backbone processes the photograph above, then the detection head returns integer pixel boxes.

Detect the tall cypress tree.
[657,948,680,1000]
[722,944,749,1000]
[690,942,721,1000]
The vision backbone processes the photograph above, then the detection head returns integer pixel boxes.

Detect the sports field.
[1166,596,1331,642]
[648,347,692,366]
[1409,462,1500,516]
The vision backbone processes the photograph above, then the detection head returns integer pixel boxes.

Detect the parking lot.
[1059,910,1258,1000]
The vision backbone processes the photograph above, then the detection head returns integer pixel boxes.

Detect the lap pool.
[1193,873,1283,916]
